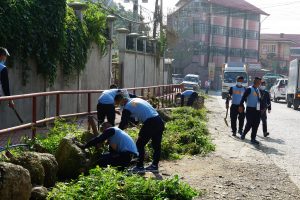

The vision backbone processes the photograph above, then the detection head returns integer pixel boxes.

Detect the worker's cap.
[236,76,244,80]
[0,47,10,56]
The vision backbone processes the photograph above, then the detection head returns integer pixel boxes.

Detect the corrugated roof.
[261,34,300,46]
[174,0,268,15]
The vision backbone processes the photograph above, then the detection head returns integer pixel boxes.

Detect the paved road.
[216,94,300,188]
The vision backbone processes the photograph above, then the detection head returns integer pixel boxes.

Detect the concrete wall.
[0,43,109,129]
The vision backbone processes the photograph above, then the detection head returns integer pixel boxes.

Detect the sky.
[113,0,300,34]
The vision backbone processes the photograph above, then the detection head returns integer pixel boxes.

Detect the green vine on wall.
[0,0,108,86]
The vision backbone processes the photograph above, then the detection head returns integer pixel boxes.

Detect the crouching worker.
[115,94,165,173]
[77,122,138,170]
[181,90,198,107]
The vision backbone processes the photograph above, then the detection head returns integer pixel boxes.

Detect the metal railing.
[0,84,182,138]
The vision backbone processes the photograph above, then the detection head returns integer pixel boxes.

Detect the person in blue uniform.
[97,85,121,126]
[0,47,14,108]
[77,122,138,169]
[180,90,198,107]
[260,80,271,137]
[226,76,246,136]
[239,77,262,145]
[115,95,165,173]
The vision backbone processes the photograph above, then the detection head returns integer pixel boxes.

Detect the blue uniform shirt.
[231,86,245,105]
[244,86,260,108]
[124,98,158,123]
[181,90,194,97]
[98,89,120,104]
[108,127,138,155]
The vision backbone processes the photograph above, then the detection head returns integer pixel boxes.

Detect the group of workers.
[77,86,165,173]
[226,76,271,145]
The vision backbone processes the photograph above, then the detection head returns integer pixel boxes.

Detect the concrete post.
[116,28,129,87]
[107,15,116,86]
[150,39,158,85]
[128,33,140,87]
[139,35,148,86]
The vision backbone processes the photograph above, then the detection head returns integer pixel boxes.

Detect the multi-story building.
[167,0,268,84]
[260,33,300,74]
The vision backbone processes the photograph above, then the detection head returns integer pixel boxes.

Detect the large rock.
[0,162,32,200]
[32,153,58,187]
[30,186,48,200]
[55,136,89,180]
[10,152,45,186]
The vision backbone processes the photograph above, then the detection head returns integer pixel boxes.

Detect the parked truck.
[221,62,248,99]
[286,59,300,110]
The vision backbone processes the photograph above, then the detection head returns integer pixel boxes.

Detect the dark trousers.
[96,151,134,170]
[136,116,165,167]
[243,107,261,140]
[230,104,245,133]
[261,110,268,133]
[97,103,115,126]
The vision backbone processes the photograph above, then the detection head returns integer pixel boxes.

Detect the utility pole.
[153,0,159,38]
[132,0,139,32]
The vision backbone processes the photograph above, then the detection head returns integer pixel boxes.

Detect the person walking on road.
[115,94,165,173]
[239,77,262,145]
[205,80,211,94]
[226,76,246,136]
[0,47,14,108]
[260,80,271,137]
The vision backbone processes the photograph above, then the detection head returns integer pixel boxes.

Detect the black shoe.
[238,130,243,135]
[263,132,270,137]
[145,164,159,173]
[251,139,259,145]
[241,134,245,140]
[232,132,237,136]
[130,166,145,174]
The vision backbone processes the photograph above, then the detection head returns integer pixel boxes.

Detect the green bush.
[47,167,199,200]
[34,119,83,154]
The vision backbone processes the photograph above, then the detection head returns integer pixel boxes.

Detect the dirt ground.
[160,95,300,200]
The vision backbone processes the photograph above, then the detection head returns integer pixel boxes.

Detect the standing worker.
[226,76,246,136]
[115,94,165,173]
[0,47,14,108]
[180,89,198,107]
[239,77,262,145]
[260,80,271,137]
[97,85,121,127]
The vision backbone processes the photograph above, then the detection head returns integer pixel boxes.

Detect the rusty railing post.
[87,93,91,131]
[141,88,144,98]
[32,96,37,139]
[56,94,60,117]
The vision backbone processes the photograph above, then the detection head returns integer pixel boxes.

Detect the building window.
[290,48,300,56]
[245,49,258,58]
[246,30,258,39]
[229,48,242,57]
[229,28,244,38]
[247,13,260,21]
[193,20,200,34]
[212,25,227,36]
[262,44,276,53]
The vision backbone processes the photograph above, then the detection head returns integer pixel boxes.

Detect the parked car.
[269,78,288,102]
[182,74,201,91]
[172,74,184,84]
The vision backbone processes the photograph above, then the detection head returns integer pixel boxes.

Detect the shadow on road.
[253,143,285,156]
[231,136,285,156]
[257,135,285,145]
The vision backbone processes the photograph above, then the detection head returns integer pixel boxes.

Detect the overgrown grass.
[47,166,199,200]
[33,119,83,154]
[128,107,215,160]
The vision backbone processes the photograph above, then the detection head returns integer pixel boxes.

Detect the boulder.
[10,152,45,186]
[32,153,58,188]
[55,136,89,180]
[0,162,32,200]
[30,186,48,200]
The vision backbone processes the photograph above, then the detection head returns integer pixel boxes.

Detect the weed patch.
[47,167,199,200]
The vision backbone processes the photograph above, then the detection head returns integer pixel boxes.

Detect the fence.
[0,84,182,139]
